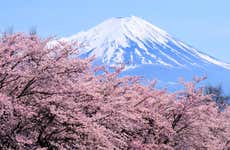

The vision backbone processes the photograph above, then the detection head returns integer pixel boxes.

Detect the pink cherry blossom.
[0,33,229,149]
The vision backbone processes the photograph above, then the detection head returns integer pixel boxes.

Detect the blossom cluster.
[0,33,229,149]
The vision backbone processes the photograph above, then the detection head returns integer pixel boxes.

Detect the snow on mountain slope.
[61,16,230,70]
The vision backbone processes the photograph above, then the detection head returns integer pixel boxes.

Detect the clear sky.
[1,0,230,62]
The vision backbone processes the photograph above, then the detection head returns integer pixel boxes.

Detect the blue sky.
[1,0,230,62]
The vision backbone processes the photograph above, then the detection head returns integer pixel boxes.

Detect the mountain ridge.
[55,16,230,92]
[60,16,230,71]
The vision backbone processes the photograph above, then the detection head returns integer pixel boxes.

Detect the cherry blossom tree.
[0,33,229,150]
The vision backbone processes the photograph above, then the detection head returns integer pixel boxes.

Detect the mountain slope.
[62,16,230,70]
[60,16,230,92]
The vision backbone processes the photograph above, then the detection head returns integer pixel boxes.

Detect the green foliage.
[204,85,230,110]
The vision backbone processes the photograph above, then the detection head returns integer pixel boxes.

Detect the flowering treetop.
[0,33,229,150]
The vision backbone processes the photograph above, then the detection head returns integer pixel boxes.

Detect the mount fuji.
[60,16,230,92]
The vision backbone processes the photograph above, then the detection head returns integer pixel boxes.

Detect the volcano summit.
[61,16,230,91]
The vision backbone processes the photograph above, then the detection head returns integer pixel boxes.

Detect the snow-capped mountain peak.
[61,16,230,70]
